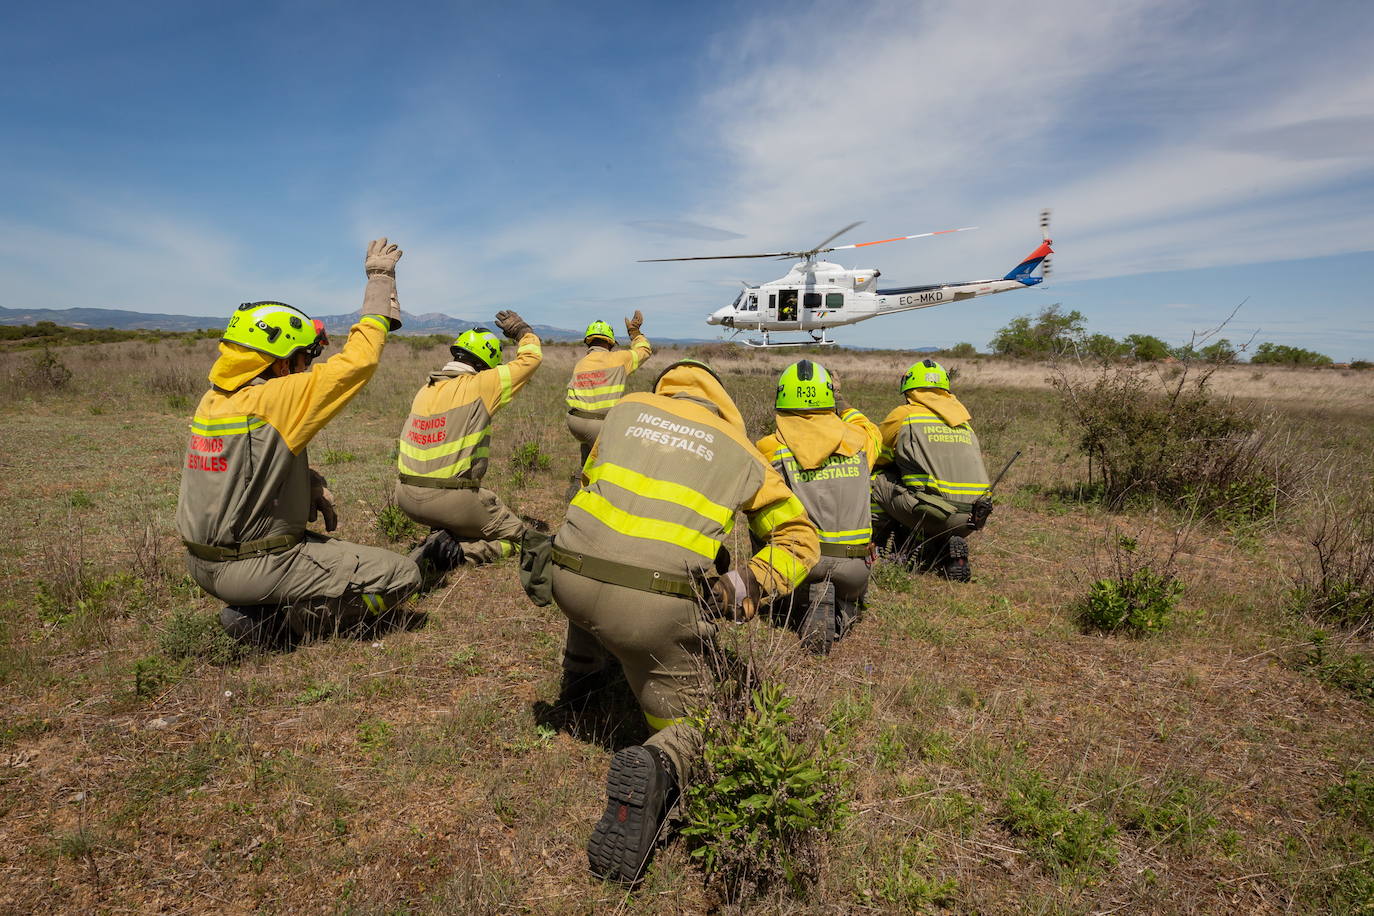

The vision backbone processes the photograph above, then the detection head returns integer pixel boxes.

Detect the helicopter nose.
[706,308,726,326]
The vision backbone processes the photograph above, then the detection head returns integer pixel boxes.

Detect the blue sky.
[4,0,1374,359]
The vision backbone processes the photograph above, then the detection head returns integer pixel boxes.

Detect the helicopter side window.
[825,293,844,309]
[802,293,822,309]
[746,294,757,311]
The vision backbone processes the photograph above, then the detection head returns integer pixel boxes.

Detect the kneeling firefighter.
[177,239,423,646]
[756,360,881,652]
[394,312,542,573]
[565,311,652,470]
[549,358,818,885]
[871,359,991,581]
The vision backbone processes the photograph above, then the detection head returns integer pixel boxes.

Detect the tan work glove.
[709,568,762,621]
[624,309,644,338]
[495,309,532,341]
[830,371,850,414]
[308,469,337,532]
[362,238,403,330]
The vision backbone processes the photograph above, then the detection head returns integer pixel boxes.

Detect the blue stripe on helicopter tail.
[1003,255,1046,281]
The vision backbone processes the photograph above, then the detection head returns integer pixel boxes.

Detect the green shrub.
[510,441,551,473]
[1000,772,1117,873]
[1297,633,1374,703]
[1053,359,1286,516]
[158,607,244,665]
[1322,768,1374,830]
[18,346,72,390]
[682,681,850,899]
[1251,342,1332,367]
[1078,557,1184,638]
[943,342,977,358]
[374,502,421,543]
[133,654,187,698]
[989,304,1085,358]
[1115,779,1218,847]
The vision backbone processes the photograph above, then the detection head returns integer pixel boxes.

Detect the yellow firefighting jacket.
[558,363,819,598]
[565,334,652,415]
[176,314,391,550]
[396,331,542,484]
[756,404,881,552]
[877,389,989,506]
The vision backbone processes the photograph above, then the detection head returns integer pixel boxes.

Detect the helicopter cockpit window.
[825,293,844,309]
[745,294,758,311]
[802,293,822,309]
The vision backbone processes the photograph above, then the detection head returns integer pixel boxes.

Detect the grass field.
[1,336,1371,913]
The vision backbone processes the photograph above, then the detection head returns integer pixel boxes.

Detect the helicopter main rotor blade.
[637,252,800,262]
[807,221,864,255]
[823,225,978,253]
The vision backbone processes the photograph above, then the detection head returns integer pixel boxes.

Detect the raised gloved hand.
[364,238,402,277]
[362,238,403,329]
[709,567,762,621]
[830,371,850,414]
[625,309,644,338]
[495,309,532,341]
[308,469,337,532]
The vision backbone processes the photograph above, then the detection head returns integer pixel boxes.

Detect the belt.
[184,532,301,562]
[398,474,480,490]
[567,407,606,421]
[820,542,870,559]
[551,545,699,599]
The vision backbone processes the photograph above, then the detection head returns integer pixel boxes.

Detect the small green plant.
[295,681,339,704]
[374,502,421,543]
[1297,633,1374,703]
[321,448,358,465]
[1001,772,1117,873]
[67,491,94,510]
[853,838,957,909]
[682,682,850,899]
[1115,779,1218,847]
[446,646,482,675]
[1321,768,1374,830]
[158,607,244,665]
[1077,536,1183,636]
[356,719,394,752]
[510,441,551,473]
[132,655,186,699]
[870,559,914,594]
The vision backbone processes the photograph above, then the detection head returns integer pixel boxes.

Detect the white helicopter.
[641,211,1053,347]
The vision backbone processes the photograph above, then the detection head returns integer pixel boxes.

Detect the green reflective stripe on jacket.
[398,447,491,478]
[585,461,735,531]
[191,415,266,436]
[496,364,514,407]
[569,489,721,560]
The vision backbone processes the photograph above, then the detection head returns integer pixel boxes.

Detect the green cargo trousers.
[552,564,715,784]
[871,470,973,552]
[187,532,423,638]
[394,481,524,565]
[565,413,601,493]
[779,554,869,633]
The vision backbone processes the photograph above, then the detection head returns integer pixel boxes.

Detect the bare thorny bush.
[1052,332,1294,521]
[1290,484,1374,632]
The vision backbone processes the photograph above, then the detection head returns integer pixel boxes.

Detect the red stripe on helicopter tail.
[855,236,906,247]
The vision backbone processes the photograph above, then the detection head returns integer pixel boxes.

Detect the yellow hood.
[908,389,972,427]
[208,341,274,392]
[654,362,747,436]
[775,410,861,470]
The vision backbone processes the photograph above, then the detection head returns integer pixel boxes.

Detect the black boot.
[799,581,836,655]
[939,536,971,582]
[219,605,290,649]
[588,745,678,885]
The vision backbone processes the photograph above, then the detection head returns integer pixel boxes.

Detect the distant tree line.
[974,305,1348,366]
[0,321,221,348]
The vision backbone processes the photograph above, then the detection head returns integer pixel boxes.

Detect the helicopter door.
[778,289,798,322]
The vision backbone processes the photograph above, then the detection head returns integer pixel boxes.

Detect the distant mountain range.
[0,305,717,344]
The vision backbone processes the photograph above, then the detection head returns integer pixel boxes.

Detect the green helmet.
[775,360,835,410]
[222,301,325,360]
[901,358,950,392]
[584,320,616,346]
[450,328,503,370]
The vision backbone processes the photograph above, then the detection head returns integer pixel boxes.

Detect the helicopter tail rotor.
[1039,208,1053,278]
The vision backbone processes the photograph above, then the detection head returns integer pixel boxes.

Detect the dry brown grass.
[0,337,1370,913]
